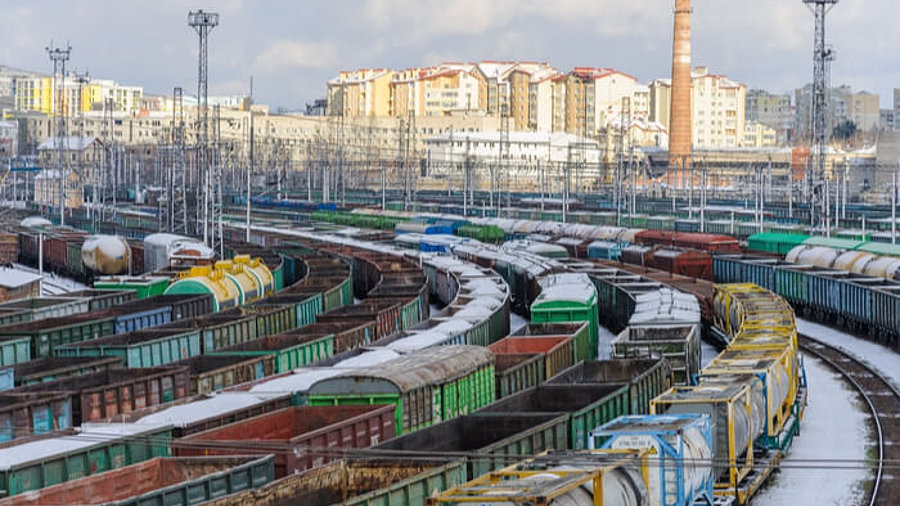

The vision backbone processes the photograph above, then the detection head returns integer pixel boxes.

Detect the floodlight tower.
[46,43,71,225]
[188,9,219,247]
[803,0,837,231]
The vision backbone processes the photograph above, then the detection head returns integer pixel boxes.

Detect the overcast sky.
[1,1,897,110]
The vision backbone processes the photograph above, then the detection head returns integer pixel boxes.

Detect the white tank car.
[81,235,132,275]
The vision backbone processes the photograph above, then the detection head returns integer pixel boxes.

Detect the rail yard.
[0,195,891,505]
[1,0,897,503]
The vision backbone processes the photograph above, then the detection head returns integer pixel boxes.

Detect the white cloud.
[254,40,338,71]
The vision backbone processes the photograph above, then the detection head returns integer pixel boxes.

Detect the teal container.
[0,424,173,497]
[208,334,335,373]
[55,328,202,367]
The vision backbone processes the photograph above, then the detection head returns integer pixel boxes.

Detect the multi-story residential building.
[652,68,746,149]
[743,121,778,148]
[648,79,672,131]
[420,66,482,116]
[881,109,894,132]
[795,84,880,138]
[12,75,143,116]
[327,68,395,118]
[691,67,746,148]
[894,89,900,133]
[632,85,650,121]
[0,120,17,157]
[849,91,880,132]
[746,89,792,144]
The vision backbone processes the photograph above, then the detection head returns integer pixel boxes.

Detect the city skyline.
[0,0,897,109]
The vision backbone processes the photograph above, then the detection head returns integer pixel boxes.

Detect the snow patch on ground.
[798,318,900,389]
[701,339,719,368]
[597,325,617,359]
[10,263,87,295]
[753,356,870,506]
[508,312,528,336]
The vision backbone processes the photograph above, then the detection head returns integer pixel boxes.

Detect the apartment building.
[746,89,792,144]
[12,75,142,116]
[743,121,778,148]
[691,67,746,148]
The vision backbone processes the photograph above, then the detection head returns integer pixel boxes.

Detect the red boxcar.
[634,230,740,254]
[646,248,713,281]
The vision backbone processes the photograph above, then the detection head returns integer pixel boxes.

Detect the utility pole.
[188,9,219,248]
[803,0,838,232]
[245,77,254,242]
[46,42,71,226]
[74,70,89,202]
[170,87,187,233]
[499,100,510,216]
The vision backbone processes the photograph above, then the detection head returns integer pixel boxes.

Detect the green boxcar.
[307,346,495,435]
[530,295,599,360]
[476,383,630,450]
[0,337,32,368]
[0,424,173,497]
[0,314,117,358]
[494,353,545,399]
[253,293,323,328]
[175,313,259,354]
[54,328,202,368]
[0,298,91,326]
[271,263,284,292]
[801,236,865,250]
[208,334,335,374]
[94,277,171,299]
[747,233,811,255]
[400,300,420,330]
[251,304,298,337]
[65,241,84,276]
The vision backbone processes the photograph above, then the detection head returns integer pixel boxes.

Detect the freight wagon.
[177,354,276,394]
[0,297,91,327]
[476,384,630,451]
[306,345,496,434]
[0,423,173,497]
[55,327,203,367]
[0,456,275,506]
[0,391,73,441]
[374,413,569,481]
[100,392,291,438]
[714,254,900,346]
[547,359,672,416]
[174,405,396,477]
[6,356,123,388]
[202,458,466,506]
[11,366,190,425]
[208,333,336,373]
[529,273,600,359]
[428,448,650,505]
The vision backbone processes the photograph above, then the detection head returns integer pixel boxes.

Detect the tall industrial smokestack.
[669,0,692,167]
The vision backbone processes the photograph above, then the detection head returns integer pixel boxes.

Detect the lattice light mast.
[188,9,219,247]
[46,43,72,226]
[804,0,837,231]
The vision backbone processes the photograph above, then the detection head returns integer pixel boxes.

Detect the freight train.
[244,222,803,505]
[0,210,805,505]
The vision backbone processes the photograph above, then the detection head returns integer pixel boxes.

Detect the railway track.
[798,333,899,506]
